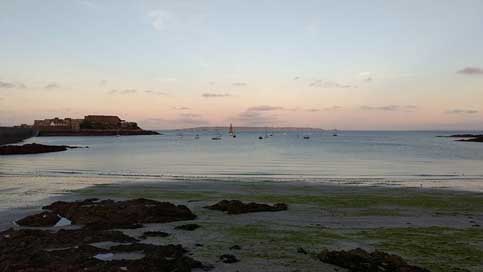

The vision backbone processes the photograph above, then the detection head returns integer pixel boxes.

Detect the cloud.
[0,81,16,88]
[305,108,320,112]
[247,105,285,111]
[148,10,171,31]
[445,109,479,114]
[78,0,97,8]
[108,89,137,95]
[234,111,279,126]
[44,83,60,89]
[358,72,373,82]
[323,106,342,111]
[309,80,354,88]
[179,113,201,118]
[202,93,232,98]
[99,80,107,86]
[232,82,247,87]
[293,76,300,80]
[360,105,417,112]
[144,90,167,96]
[172,106,191,110]
[456,67,483,75]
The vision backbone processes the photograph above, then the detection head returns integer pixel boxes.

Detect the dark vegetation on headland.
[0,143,84,155]
[2,198,432,272]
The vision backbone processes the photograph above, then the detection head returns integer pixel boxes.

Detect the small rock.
[16,211,60,227]
[205,200,288,214]
[230,245,241,250]
[220,254,239,263]
[175,223,200,231]
[297,247,307,254]
[140,231,170,239]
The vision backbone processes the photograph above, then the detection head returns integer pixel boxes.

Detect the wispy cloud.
[0,81,16,89]
[109,89,137,95]
[232,82,247,87]
[144,90,167,96]
[202,93,232,98]
[44,83,60,89]
[309,80,354,88]
[172,106,191,110]
[99,80,107,86]
[360,105,417,112]
[247,105,285,111]
[235,111,279,126]
[445,109,479,114]
[359,72,373,82]
[148,10,171,31]
[323,106,342,111]
[293,76,300,80]
[457,67,483,75]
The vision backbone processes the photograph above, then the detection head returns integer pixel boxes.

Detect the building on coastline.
[33,117,82,132]
[31,115,152,136]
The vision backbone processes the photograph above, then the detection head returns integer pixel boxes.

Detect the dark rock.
[230,245,241,250]
[220,254,240,263]
[444,134,483,138]
[458,136,483,142]
[204,200,288,214]
[141,231,170,239]
[43,198,197,230]
[0,143,82,155]
[297,247,307,255]
[318,248,430,272]
[0,228,205,272]
[175,223,201,231]
[16,211,60,227]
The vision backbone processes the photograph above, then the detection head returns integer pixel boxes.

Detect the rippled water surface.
[1,130,483,210]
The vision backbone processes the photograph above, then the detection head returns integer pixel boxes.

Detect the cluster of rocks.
[0,143,83,155]
[0,228,204,272]
[2,198,432,271]
[318,248,430,272]
[34,198,197,230]
[204,199,288,214]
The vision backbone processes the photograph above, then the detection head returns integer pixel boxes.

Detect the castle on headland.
[32,115,157,136]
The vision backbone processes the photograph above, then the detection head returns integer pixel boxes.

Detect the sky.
[1,0,483,130]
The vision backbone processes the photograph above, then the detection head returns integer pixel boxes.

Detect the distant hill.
[168,126,325,132]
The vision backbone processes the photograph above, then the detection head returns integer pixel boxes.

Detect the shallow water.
[1,130,483,210]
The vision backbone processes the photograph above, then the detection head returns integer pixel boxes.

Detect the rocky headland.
[0,143,85,155]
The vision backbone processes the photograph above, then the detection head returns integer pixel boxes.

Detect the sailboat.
[228,123,236,138]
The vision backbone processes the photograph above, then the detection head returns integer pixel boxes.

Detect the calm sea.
[1,130,483,210]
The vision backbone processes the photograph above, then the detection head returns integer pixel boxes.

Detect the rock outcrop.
[0,228,204,272]
[205,200,287,214]
[0,143,82,155]
[37,198,196,230]
[318,248,430,272]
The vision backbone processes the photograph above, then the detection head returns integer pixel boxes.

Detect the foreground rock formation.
[204,200,288,214]
[318,248,430,272]
[0,228,204,272]
[0,143,82,155]
[19,198,197,230]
